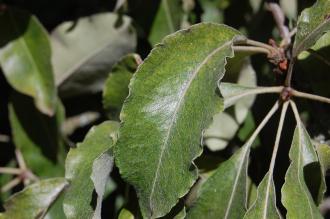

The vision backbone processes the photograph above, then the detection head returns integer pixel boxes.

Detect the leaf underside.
[114,23,243,218]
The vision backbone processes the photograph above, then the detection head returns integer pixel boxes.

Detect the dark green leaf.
[63,121,119,219]
[149,0,184,46]
[293,0,330,57]
[281,120,324,218]
[0,178,68,219]
[114,23,243,218]
[103,53,141,114]
[51,13,136,98]
[0,7,56,115]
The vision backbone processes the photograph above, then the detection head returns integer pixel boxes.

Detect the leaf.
[186,145,250,219]
[118,208,134,219]
[103,53,141,115]
[204,58,257,151]
[281,121,324,218]
[316,143,330,173]
[114,23,243,218]
[293,0,330,57]
[203,111,238,151]
[8,92,65,178]
[243,172,281,219]
[51,13,136,98]
[148,0,183,46]
[63,121,119,219]
[0,7,56,115]
[280,0,297,19]
[91,152,114,219]
[0,178,68,219]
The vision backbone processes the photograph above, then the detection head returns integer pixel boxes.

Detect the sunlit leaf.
[114,23,243,218]
[0,178,68,219]
[0,7,56,115]
[63,121,119,219]
[293,0,330,57]
[118,208,134,219]
[51,13,136,98]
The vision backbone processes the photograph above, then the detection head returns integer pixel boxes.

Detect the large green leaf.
[8,93,65,178]
[293,0,330,57]
[51,13,136,98]
[114,23,243,218]
[0,178,68,219]
[103,53,141,115]
[63,121,119,219]
[281,118,324,218]
[317,143,330,174]
[0,7,56,115]
[187,101,279,219]
[148,0,183,46]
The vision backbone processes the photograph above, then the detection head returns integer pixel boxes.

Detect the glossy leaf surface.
[0,7,56,115]
[0,178,68,219]
[63,121,119,219]
[114,23,242,218]
[51,13,136,97]
[293,0,330,57]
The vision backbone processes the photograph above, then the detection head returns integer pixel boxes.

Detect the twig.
[284,58,296,87]
[1,177,21,193]
[291,89,330,105]
[0,167,21,175]
[224,86,283,108]
[268,101,289,174]
[246,101,280,146]
[233,46,270,56]
[266,2,290,47]
[239,39,276,52]
[15,149,26,170]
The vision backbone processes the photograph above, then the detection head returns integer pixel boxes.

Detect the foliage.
[0,0,330,219]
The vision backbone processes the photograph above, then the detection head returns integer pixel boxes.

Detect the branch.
[291,89,330,105]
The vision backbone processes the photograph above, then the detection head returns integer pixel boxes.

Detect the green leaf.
[293,0,330,57]
[114,23,243,218]
[0,7,56,115]
[8,92,65,178]
[316,143,330,174]
[51,13,136,98]
[281,121,324,218]
[0,178,68,219]
[103,53,141,115]
[204,58,256,151]
[118,208,134,219]
[243,172,281,219]
[186,145,250,219]
[149,0,184,46]
[280,0,297,19]
[63,121,119,219]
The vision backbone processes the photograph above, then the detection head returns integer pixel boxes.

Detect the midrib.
[148,41,233,213]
